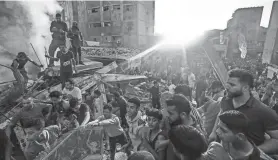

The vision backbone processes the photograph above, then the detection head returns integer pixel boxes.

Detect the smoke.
[0,1,62,82]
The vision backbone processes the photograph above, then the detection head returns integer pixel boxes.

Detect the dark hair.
[65,78,75,85]
[127,151,155,160]
[49,91,62,98]
[166,94,191,115]
[146,108,163,121]
[94,90,101,96]
[219,110,249,134]
[113,91,120,98]
[18,52,27,57]
[174,84,191,97]
[103,103,113,111]
[56,13,61,17]
[169,125,207,160]
[228,69,254,88]
[69,97,79,108]
[153,81,158,84]
[128,97,141,108]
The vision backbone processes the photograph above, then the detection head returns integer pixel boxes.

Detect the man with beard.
[48,13,68,67]
[162,94,206,160]
[67,21,84,65]
[210,69,278,156]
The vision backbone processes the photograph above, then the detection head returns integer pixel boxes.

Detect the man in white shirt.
[62,78,82,102]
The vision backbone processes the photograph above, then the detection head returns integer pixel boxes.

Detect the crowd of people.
[3,10,278,160]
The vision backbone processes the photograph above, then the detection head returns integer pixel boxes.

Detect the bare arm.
[156,135,167,160]
[27,57,41,67]
[45,55,59,61]
[80,112,90,126]
[259,130,278,154]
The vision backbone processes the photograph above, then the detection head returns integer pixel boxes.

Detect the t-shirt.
[96,114,125,137]
[11,104,50,128]
[198,100,221,136]
[188,73,196,88]
[69,103,89,125]
[221,96,278,145]
[201,142,231,160]
[57,51,74,72]
[168,84,176,94]
[50,21,68,41]
[150,86,160,99]
[62,86,82,100]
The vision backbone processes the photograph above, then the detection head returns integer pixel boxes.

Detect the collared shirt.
[221,96,278,145]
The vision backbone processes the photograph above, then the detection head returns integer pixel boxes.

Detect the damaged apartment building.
[59,1,155,48]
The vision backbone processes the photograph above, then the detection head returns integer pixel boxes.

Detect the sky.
[155,0,274,38]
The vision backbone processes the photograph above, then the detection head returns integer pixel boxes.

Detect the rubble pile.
[81,47,141,58]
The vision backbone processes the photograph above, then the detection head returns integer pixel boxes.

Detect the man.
[216,110,273,160]
[48,13,68,66]
[67,21,84,65]
[11,52,43,87]
[187,69,196,100]
[45,45,77,89]
[261,78,278,106]
[174,84,204,132]
[162,94,206,160]
[84,89,101,120]
[5,97,49,140]
[195,75,208,107]
[149,81,161,109]
[62,78,82,102]
[210,69,278,155]
[113,92,128,127]
[0,129,13,160]
[208,80,225,101]
[68,97,90,126]
[44,91,70,126]
[86,104,129,160]
[197,81,224,135]
[126,97,146,151]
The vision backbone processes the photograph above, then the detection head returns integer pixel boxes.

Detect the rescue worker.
[48,13,68,67]
[67,21,84,65]
[11,52,43,88]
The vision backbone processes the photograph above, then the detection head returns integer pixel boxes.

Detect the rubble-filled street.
[1,0,278,160]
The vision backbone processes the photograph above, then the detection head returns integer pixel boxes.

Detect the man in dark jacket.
[48,13,68,66]
[67,21,84,65]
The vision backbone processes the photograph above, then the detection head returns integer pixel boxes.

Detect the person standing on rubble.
[11,52,43,88]
[45,45,77,89]
[48,13,68,67]
[67,21,84,65]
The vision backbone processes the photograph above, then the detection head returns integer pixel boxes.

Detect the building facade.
[263,1,278,65]
[225,7,266,58]
[58,1,155,48]
[86,1,155,48]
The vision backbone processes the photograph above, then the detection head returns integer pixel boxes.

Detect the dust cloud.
[0,1,61,82]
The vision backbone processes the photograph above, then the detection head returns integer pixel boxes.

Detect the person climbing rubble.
[67,21,84,65]
[45,45,77,89]
[48,13,68,67]
[11,52,43,88]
